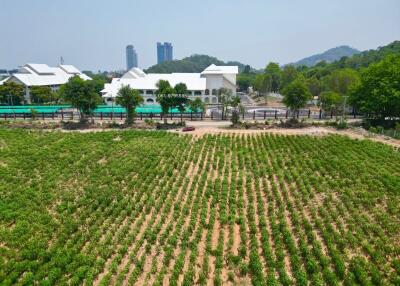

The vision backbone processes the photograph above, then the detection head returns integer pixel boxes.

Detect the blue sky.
[0,0,399,71]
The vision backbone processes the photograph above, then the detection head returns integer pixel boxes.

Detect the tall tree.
[319,91,342,116]
[0,82,24,105]
[322,68,360,96]
[350,55,400,120]
[173,83,189,122]
[59,76,101,122]
[173,83,189,114]
[264,62,282,93]
[188,98,205,113]
[281,65,299,90]
[217,88,242,121]
[116,85,144,125]
[282,78,312,119]
[307,76,322,98]
[156,80,175,124]
[30,86,58,104]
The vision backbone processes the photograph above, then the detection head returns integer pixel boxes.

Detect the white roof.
[121,67,146,79]
[201,64,238,75]
[59,65,81,74]
[102,68,207,98]
[0,77,9,85]
[102,65,238,98]
[5,63,90,86]
[26,64,55,75]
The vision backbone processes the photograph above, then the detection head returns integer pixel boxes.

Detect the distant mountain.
[293,46,361,67]
[332,41,400,69]
[145,54,249,73]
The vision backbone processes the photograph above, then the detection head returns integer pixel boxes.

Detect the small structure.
[0,63,91,103]
[101,64,238,105]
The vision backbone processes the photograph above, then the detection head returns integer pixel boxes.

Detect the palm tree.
[116,85,143,125]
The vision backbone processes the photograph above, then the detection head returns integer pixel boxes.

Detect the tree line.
[237,42,400,123]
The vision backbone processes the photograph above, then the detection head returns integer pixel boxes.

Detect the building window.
[212,89,217,95]
[204,97,210,103]
[107,98,113,102]
[146,90,153,94]
[205,89,210,95]
[194,91,201,96]
[146,98,154,103]
[212,97,217,104]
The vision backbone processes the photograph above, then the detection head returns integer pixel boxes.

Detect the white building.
[0,63,91,103]
[101,64,238,105]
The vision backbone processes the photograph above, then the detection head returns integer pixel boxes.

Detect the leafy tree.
[173,83,189,122]
[88,75,107,94]
[243,65,251,74]
[350,55,400,119]
[173,83,189,114]
[281,65,299,90]
[116,85,144,125]
[218,88,233,120]
[59,76,101,122]
[264,62,282,93]
[30,86,58,104]
[253,74,271,96]
[188,98,205,113]
[282,78,312,118]
[156,80,175,124]
[156,80,188,124]
[0,81,24,105]
[319,91,342,115]
[307,76,322,98]
[237,74,255,92]
[217,88,242,122]
[229,95,243,125]
[322,68,360,96]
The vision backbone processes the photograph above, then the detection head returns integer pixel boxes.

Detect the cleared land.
[0,129,399,285]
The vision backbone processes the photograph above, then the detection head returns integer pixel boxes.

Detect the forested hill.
[145,54,249,73]
[293,46,360,67]
[329,40,400,69]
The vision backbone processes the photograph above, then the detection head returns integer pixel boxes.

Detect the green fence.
[0,104,190,114]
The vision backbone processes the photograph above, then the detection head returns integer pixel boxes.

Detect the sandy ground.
[170,121,400,148]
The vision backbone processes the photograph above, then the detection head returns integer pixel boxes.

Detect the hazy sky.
[1,0,399,71]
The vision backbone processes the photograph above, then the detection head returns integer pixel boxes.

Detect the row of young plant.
[1,129,399,285]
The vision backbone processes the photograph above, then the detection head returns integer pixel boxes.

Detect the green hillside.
[145,54,249,73]
[293,46,361,67]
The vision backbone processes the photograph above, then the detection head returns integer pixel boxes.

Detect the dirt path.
[171,123,400,148]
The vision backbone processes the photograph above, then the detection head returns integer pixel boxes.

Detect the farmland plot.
[0,129,399,285]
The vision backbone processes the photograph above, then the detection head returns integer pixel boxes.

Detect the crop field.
[0,129,399,285]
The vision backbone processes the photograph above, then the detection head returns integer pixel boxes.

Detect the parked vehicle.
[182,126,195,132]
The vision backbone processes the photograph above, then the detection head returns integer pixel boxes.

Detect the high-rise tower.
[126,45,138,70]
[157,42,173,64]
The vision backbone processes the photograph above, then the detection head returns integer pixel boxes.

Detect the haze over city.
[0,0,399,71]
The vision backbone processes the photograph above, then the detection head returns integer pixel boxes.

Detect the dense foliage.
[350,55,400,120]
[1,129,399,285]
[116,86,144,125]
[155,80,189,124]
[282,78,312,117]
[30,86,59,104]
[146,54,249,74]
[0,82,24,105]
[59,76,102,122]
